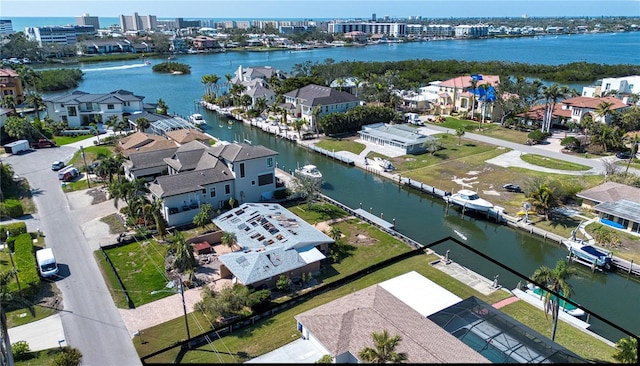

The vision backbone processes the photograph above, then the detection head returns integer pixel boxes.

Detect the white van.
[36,248,59,278]
[57,165,76,180]
[404,113,424,125]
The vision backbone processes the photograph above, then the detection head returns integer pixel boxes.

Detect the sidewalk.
[7,313,65,351]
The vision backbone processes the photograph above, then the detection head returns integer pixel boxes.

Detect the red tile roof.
[439,75,500,89]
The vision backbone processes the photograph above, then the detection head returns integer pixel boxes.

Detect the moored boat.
[188,113,206,126]
[294,164,323,185]
[444,189,494,212]
[564,240,613,271]
[372,156,394,171]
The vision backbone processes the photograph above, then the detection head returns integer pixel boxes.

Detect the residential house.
[116,131,178,157]
[358,123,435,155]
[0,68,25,105]
[148,140,278,227]
[576,182,640,234]
[124,147,178,181]
[582,75,640,101]
[436,75,500,117]
[79,39,134,55]
[165,128,213,145]
[192,35,221,50]
[294,271,583,363]
[211,202,333,288]
[283,84,361,132]
[518,96,629,128]
[43,90,149,128]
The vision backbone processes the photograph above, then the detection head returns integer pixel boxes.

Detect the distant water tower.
[372,13,376,21]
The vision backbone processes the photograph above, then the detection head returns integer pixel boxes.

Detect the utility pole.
[80,145,90,188]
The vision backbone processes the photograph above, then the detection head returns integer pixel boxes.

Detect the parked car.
[51,161,65,171]
[503,183,523,193]
[616,151,633,159]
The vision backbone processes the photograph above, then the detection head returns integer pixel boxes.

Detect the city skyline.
[3,0,639,19]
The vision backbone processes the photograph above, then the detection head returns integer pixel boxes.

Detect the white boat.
[294,164,323,185]
[445,189,494,212]
[372,157,394,171]
[564,240,613,271]
[188,113,206,126]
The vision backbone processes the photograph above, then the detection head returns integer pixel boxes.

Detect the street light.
[151,278,191,348]
[80,145,90,188]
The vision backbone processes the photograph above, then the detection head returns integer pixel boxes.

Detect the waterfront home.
[582,75,640,101]
[164,128,213,145]
[211,202,333,288]
[294,271,583,363]
[43,90,150,128]
[116,131,178,157]
[576,182,640,234]
[284,84,362,132]
[0,68,25,105]
[123,146,178,181]
[518,95,630,128]
[358,122,435,155]
[78,39,134,55]
[148,140,278,227]
[436,74,500,117]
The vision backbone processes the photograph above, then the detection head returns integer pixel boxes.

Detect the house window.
[258,173,273,186]
[210,187,216,198]
[107,104,115,110]
[266,157,273,168]
[225,184,230,194]
[67,106,77,116]
[240,163,245,178]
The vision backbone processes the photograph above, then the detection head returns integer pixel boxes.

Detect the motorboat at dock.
[444,189,494,213]
[188,113,207,126]
[294,164,323,185]
[564,240,613,271]
[525,283,586,318]
[372,156,394,171]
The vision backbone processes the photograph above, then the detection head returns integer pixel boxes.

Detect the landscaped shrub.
[13,233,40,297]
[273,188,290,200]
[0,222,27,240]
[51,347,83,366]
[11,340,31,361]
[0,198,24,219]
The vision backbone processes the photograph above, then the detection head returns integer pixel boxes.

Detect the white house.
[560,96,630,124]
[148,140,278,227]
[43,90,148,128]
[581,75,640,102]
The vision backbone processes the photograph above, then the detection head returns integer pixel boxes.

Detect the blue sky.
[2,0,639,18]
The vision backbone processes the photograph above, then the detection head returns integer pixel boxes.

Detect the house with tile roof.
[148,140,278,227]
[284,84,362,132]
[164,128,213,145]
[0,68,25,105]
[436,74,500,117]
[518,96,630,128]
[576,182,640,234]
[43,89,151,128]
[212,202,333,288]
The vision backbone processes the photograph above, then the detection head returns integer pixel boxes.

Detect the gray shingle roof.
[44,89,144,104]
[208,143,278,162]
[152,167,234,198]
[294,278,490,363]
[127,147,178,171]
[284,84,360,107]
[576,182,640,204]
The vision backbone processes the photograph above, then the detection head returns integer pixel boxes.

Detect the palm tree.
[312,104,322,136]
[624,133,640,178]
[541,84,569,133]
[192,203,213,232]
[25,92,44,120]
[1,95,17,112]
[613,336,638,364]
[157,98,169,115]
[527,180,557,221]
[329,226,342,242]
[358,329,408,363]
[171,230,197,272]
[291,118,305,139]
[594,101,613,124]
[531,259,575,341]
[89,122,101,144]
[147,198,167,240]
[469,76,479,120]
[221,231,238,252]
[135,117,150,132]
[456,127,466,145]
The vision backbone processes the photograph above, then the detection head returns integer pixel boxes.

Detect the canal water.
[38,31,640,341]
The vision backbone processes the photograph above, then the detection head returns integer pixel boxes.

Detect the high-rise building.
[119,13,157,31]
[76,13,100,30]
[0,19,14,37]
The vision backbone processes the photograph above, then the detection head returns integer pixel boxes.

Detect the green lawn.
[500,300,616,363]
[315,138,366,155]
[520,153,591,171]
[52,135,94,146]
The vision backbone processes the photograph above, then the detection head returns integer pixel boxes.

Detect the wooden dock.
[611,257,640,278]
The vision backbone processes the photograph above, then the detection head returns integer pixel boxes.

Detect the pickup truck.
[31,139,57,149]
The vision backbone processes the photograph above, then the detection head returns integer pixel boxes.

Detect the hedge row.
[12,233,40,297]
[0,198,24,219]
[0,222,27,252]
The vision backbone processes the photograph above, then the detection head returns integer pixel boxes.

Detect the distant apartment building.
[156,18,201,31]
[328,21,406,37]
[76,13,100,30]
[454,24,489,38]
[25,25,96,45]
[425,24,454,37]
[0,19,14,37]
[406,24,424,35]
[119,13,157,31]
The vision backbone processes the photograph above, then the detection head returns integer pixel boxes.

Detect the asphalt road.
[3,145,141,366]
